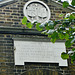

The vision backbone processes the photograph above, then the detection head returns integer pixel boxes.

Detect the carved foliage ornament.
[23,0,51,23]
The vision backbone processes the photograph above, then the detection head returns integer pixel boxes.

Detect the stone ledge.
[0,26,43,36]
[0,0,17,7]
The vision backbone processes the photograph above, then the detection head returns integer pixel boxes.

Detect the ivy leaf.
[39,23,46,28]
[72,19,75,22]
[71,53,75,63]
[63,20,70,26]
[59,14,64,17]
[69,14,75,19]
[45,24,50,30]
[64,17,69,20]
[48,22,54,29]
[72,48,75,51]
[48,35,51,38]
[68,51,75,55]
[63,1,69,8]
[36,23,43,31]
[41,30,47,34]
[65,39,72,48]
[58,33,64,40]
[51,31,58,39]
[58,0,61,2]
[60,27,65,30]
[47,29,55,35]
[65,33,69,40]
[71,37,75,43]
[31,20,37,24]
[71,0,75,6]
[47,20,52,23]
[65,13,70,18]
[26,22,33,28]
[50,31,59,43]
[61,52,69,60]
[22,17,27,25]
[51,38,56,43]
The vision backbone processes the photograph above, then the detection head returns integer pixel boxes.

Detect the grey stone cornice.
[0,26,44,36]
[0,0,17,7]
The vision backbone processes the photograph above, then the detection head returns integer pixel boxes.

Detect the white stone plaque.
[14,40,67,66]
[23,0,51,23]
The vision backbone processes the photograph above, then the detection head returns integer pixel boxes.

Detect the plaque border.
[13,37,67,66]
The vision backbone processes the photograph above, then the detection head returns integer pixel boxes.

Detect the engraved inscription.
[14,40,67,66]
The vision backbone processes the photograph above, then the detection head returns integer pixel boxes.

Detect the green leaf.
[51,31,58,39]
[50,31,59,43]
[59,14,64,17]
[71,60,73,64]
[68,51,75,55]
[39,23,46,28]
[22,17,27,25]
[31,20,37,24]
[45,24,50,30]
[48,35,51,38]
[60,27,65,30]
[65,13,70,18]
[71,53,75,62]
[36,23,43,31]
[65,39,72,48]
[69,14,75,19]
[71,0,75,6]
[61,52,69,60]
[72,48,75,51]
[47,29,55,35]
[41,30,47,34]
[65,33,69,40]
[26,22,33,28]
[58,0,61,2]
[48,20,52,23]
[63,1,69,8]
[69,27,72,31]
[48,22,54,29]
[58,33,64,40]
[71,38,75,43]
[72,19,75,22]
[62,20,70,27]
[64,17,69,20]
[55,20,61,23]
[51,38,56,43]
[63,20,70,25]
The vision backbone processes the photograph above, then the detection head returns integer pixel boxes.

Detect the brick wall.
[0,0,74,27]
[0,0,75,75]
[0,33,75,75]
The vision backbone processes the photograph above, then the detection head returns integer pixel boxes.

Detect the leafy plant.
[71,0,75,6]
[58,0,75,6]
[63,1,69,8]
[22,12,75,63]
[22,0,75,63]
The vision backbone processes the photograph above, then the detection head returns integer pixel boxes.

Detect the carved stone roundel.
[23,0,51,23]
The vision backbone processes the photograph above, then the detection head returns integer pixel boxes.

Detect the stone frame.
[23,0,51,23]
[13,37,68,66]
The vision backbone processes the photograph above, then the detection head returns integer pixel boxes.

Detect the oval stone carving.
[23,0,51,23]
